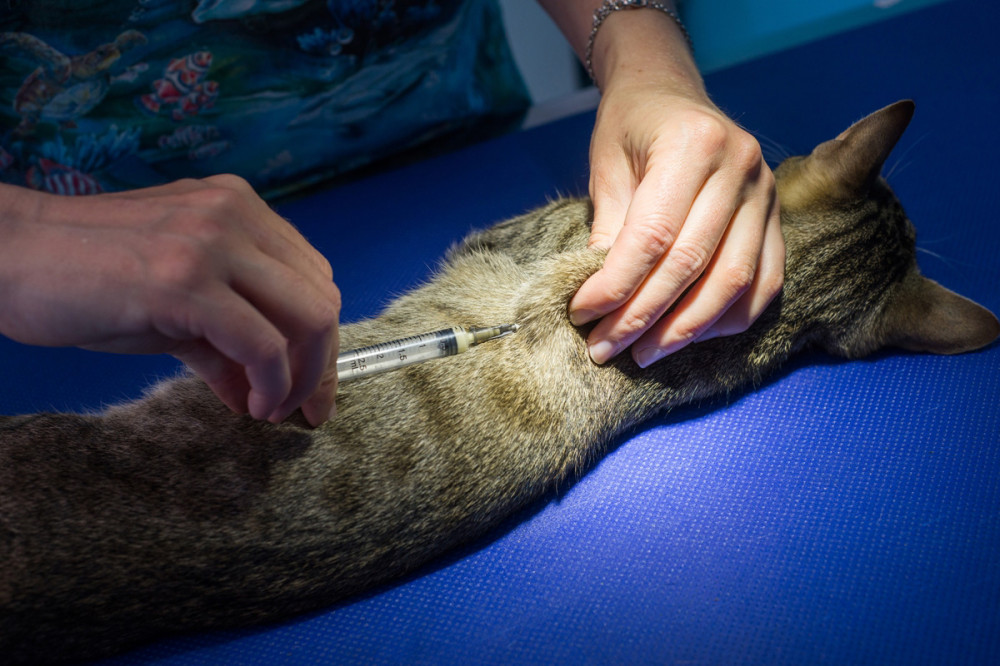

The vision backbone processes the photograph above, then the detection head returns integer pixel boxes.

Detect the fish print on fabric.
[0,0,529,199]
[138,52,219,121]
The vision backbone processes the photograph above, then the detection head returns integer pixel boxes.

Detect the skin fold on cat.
[1,101,997,664]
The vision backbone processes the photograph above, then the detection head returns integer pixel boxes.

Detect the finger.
[582,165,735,363]
[568,121,641,323]
[631,177,779,366]
[268,317,336,425]
[692,194,785,342]
[172,339,252,415]
[228,254,340,424]
[299,352,339,428]
[587,140,637,251]
[570,154,712,328]
[168,289,293,422]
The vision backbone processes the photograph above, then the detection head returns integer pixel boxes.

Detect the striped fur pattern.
[1,101,997,663]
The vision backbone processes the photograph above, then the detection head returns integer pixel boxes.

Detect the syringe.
[336,323,519,382]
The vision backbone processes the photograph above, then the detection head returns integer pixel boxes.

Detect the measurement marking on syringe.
[336,324,517,382]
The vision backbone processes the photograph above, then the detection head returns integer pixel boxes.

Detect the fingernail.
[634,347,663,369]
[636,337,692,368]
[588,339,616,365]
[328,402,338,421]
[569,308,599,327]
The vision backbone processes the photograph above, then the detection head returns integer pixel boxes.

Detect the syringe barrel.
[336,327,465,382]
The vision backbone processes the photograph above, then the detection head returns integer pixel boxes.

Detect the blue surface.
[684,0,950,73]
[2,0,998,663]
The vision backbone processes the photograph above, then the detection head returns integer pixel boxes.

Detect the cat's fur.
[1,101,997,664]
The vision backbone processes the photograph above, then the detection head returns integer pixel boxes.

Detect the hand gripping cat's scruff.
[1,101,998,663]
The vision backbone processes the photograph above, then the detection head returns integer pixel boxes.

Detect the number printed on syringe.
[336,324,518,383]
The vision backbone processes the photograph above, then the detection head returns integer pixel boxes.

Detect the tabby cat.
[1,101,997,664]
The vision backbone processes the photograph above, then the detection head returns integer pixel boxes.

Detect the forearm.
[538,1,783,368]
[0,184,50,342]
[0,182,43,239]
[536,0,703,97]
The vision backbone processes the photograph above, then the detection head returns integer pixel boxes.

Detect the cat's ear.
[810,99,915,197]
[882,273,1000,355]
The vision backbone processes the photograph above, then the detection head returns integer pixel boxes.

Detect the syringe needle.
[337,323,519,382]
[468,323,520,346]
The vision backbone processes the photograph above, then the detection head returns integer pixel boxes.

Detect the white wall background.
[496,0,582,105]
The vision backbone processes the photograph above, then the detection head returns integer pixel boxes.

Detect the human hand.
[568,10,785,367]
[0,176,340,427]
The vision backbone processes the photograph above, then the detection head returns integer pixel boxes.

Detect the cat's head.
[773,100,999,358]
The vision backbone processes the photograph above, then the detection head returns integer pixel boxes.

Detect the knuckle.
[594,278,635,308]
[308,301,339,338]
[669,240,711,277]
[588,228,616,250]
[316,366,339,389]
[295,286,341,345]
[203,173,252,192]
[174,177,204,190]
[328,282,342,315]
[732,132,765,173]
[632,219,676,258]
[724,260,756,297]
[620,309,655,336]
[193,183,244,215]
[256,334,288,365]
[683,113,729,157]
[759,163,777,190]
[671,318,706,345]
[318,256,335,281]
[762,266,785,301]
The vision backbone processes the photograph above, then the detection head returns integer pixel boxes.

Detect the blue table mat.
[2,0,997,663]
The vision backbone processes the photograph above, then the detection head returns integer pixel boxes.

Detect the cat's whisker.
[886,158,914,180]
[916,245,974,277]
[752,131,793,166]
[884,131,928,181]
[885,158,901,180]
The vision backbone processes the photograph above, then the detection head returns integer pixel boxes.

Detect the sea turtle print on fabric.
[0,0,528,199]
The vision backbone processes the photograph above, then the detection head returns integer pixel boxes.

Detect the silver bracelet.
[585,0,694,89]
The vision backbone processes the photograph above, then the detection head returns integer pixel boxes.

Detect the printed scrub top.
[0,0,529,199]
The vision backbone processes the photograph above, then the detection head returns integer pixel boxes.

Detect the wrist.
[590,6,705,101]
[0,182,42,231]
[0,183,44,276]
[0,184,44,342]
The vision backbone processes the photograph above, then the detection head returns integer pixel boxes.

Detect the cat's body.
[1,101,997,663]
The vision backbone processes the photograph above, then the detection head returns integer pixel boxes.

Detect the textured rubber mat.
[3,0,997,663]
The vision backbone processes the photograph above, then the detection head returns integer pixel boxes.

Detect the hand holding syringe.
[336,324,518,382]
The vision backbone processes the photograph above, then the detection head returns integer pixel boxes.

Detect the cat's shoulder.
[447,197,592,265]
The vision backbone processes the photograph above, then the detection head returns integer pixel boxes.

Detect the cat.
[1,100,997,664]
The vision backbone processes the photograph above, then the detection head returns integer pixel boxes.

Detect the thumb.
[587,161,634,251]
[570,161,635,322]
